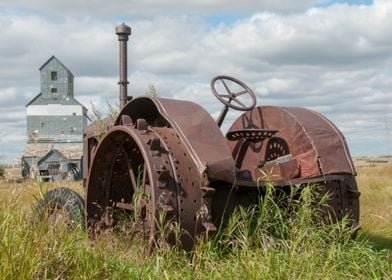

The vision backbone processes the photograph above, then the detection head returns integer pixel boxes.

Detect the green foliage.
[0,166,4,179]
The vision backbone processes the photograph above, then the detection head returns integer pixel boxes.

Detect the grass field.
[356,165,392,251]
[0,165,391,279]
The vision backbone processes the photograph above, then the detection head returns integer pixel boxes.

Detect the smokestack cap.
[116,23,131,40]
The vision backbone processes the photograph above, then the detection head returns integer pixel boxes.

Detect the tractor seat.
[226,129,278,142]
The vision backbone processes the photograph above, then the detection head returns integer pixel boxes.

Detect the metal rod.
[115,23,131,108]
[216,105,229,127]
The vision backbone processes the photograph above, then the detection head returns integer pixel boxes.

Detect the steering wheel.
[211,75,256,111]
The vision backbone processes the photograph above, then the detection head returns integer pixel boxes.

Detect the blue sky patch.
[206,13,247,27]
[316,0,373,8]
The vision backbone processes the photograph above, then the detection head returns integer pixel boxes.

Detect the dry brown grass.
[3,166,20,178]
[356,165,392,249]
[0,179,83,211]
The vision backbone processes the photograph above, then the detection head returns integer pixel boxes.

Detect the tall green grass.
[0,182,391,279]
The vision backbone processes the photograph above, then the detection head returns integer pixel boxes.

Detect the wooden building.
[22,56,88,181]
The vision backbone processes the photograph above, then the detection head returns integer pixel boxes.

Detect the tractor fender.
[115,96,236,182]
[227,106,356,179]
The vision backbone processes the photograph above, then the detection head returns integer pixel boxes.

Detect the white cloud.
[2,0,317,17]
[1,0,392,163]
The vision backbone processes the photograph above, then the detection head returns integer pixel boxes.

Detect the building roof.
[39,55,74,77]
[25,93,87,109]
[25,93,42,107]
[22,142,83,159]
[37,149,68,166]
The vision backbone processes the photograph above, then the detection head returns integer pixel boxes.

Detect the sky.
[0,0,391,164]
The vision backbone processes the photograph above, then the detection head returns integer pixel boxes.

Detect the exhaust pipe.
[115,23,131,108]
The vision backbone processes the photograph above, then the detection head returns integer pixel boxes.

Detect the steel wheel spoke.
[125,153,137,190]
[221,79,232,94]
[129,168,137,190]
[232,98,246,108]
[234,90,248,97]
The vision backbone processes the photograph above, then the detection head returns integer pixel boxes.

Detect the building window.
[51,88,57,93]
[51,71,57,81]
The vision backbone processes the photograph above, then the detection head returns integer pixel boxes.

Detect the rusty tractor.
[38,23,360,251]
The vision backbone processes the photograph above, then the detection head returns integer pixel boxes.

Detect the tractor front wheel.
[36,187,85,229]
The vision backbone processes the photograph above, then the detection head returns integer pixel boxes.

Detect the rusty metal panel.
[227,106,355,180]
[259,157,299,181]
[283,107,356,176]
[116,96,236,182]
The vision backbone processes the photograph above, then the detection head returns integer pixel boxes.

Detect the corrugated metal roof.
[39,55,74,77]
[26,94,87,109]
[23,142,83,159]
